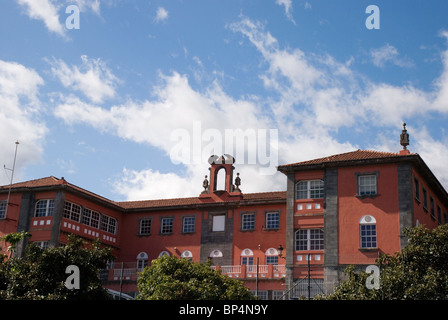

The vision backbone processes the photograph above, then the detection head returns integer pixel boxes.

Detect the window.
[63,201,81,221]
[161,217,174,234]
[35,199,55,217]
[34,241,49,250]
[265,211,280,229]
[82,208,100,229]
[358,175,377,196]
[241,249,254,268]
[182,216,195,233]
[137,252,148,271]
[241,256,254,266]
[139,218,152,235]
[422,188,428,209]
[0,201,7,219]
[430,197,435,220]
[295,229,324,251]
[181,250,193,261]
[414,178,420,201]
[101,215,117,234]
[295,180,324,199]
[266,255,278,265]
[241,213,255,231]
[437,205,442,225]
[360,215,377,249]
[212,214,225,232]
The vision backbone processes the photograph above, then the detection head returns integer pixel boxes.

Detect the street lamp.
[277,244,285,259]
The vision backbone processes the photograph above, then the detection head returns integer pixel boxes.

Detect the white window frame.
[295,180,324,200]
[35,199,55,217]
[182,216,195,233]
[358,175,377,196]
[0,201,7,219]
[295,229,324,251]
[360,215,377,249]
[265,211,280,230]
[241,212,255,231]
[63,201,81,222]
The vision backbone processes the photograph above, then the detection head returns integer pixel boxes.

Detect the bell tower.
[200,154,243,201]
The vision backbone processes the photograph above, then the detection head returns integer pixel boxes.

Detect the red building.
[0,125,447,299]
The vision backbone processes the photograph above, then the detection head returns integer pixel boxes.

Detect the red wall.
[337,164,401,265]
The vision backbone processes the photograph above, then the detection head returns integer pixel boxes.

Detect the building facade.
[0,126,447,299]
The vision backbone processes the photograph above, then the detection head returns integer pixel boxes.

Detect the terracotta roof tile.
[1,176,286,210]
[118,191,286,209]
[278,149,417,169]
[0,176,63,189]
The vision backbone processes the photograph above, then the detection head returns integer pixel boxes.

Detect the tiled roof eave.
[278,153,419,173]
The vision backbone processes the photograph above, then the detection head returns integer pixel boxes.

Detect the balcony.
[102,263,286,283]
[213,264,286,279]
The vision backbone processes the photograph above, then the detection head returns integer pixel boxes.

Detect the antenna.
[4,141,19,218]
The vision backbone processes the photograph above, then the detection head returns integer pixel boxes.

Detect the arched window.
[181,250,193,261]
[137,252,148,271]
[209,249,223,258]
[360,215,377,249]
[159,251,170,258]
[265,248,279,265]
[241,248,253,266]
[35,199,55,217]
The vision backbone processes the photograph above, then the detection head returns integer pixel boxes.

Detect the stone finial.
[234,172,241,192]
[400,122,409,150]
[202,175,209,193]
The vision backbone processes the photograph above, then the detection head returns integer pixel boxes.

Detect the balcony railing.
[102,263,286,283]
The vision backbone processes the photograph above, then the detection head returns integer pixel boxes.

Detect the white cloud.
[154,7,168,23]
[15,0,104,37]
[370,43,414,68]
[49,55,119,104]
[16,0,65,36]
[275,0,296,24]
[53,19,448,198]
[54,70,283,200]
[0,60,47,185]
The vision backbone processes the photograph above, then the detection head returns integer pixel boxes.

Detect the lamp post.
[278,244,312,300]
[4,141,19,219]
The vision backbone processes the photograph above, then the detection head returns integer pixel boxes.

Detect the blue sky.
[1,0,448,201]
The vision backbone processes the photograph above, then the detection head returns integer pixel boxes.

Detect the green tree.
[137,256,257,300]
[324,224,448,300]
[0,233,114,300]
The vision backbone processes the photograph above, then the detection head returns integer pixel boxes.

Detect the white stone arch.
[241,248,254,256]
[209,249,223,258]
[360,215,376,224]
[265,248,279,256]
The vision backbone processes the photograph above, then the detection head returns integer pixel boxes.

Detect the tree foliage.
[324,224,448,300]
[137,256,257,300]
[0,233,114,300]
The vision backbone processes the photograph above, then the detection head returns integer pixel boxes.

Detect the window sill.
[355,193,379,199]
[358,247,378,252]
[263,228,280,232]
[137,233,151,237]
